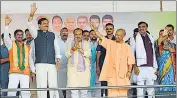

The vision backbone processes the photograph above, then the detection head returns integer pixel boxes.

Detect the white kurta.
[66,40,91,87]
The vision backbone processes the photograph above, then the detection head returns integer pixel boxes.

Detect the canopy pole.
[160,0,163,12]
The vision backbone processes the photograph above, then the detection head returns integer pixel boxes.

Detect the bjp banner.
[1,12,176,40]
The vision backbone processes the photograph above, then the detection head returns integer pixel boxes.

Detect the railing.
[1,85,176,98]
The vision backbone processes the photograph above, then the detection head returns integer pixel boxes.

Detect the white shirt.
[25,40,35,62]
[58,38,69,68]
[169,36,176,44]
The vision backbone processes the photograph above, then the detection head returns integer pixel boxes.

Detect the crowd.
[0,3,176,98]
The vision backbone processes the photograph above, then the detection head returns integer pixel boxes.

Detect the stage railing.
[1,85,176,98]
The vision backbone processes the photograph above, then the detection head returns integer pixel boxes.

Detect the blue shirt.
[0,44,10,65]
[90,41,97,66]
[96,35,115,70]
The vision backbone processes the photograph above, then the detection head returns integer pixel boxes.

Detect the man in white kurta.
[57,27,71,98]
[23,29,37,98]
[27,3,61,98]
[130,22,158,98]
[66,28,91,98]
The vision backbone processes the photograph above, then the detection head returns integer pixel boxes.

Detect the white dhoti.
[136,67,156,98]
[8,73,30,98]
[36,63,59,98]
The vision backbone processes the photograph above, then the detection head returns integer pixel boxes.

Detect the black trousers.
[99,64,108,97]
[62,90,66,98]
[101,81,108,97]
[47,90,66,98]
[131,83,137,98]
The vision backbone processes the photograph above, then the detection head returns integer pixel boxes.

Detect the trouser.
[16,84,20,96]
[101,81,108,96]
[59,90,71,98]
[88,83,101,97]
[30,75,37,98]
[71,90,88,98]
[58,68,70,98]
[136,67,156,98]
[36,63,59,98]
[99,65,108,97]
[0,63,9,96]
[8,73,30,98]
[128,83,137,98]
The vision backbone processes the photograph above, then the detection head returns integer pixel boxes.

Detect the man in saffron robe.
[92,24,135,97]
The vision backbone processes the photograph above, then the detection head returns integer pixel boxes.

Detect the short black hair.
[138,21,148,27]
[102,14,114,23]
[166,24,174,30]
[89,30,94,33]
[52,15,63,24]
[133,28,139,37]
[134,28,139,33]
[105,23,114,29]
[82,30,89,35]
[73,28,83,34]
[14,29,24,36]
[1,33,11,39]
[38,18,48,25]
[25,29,29,34]
[90,15,100,23]
[159,29,164,32]
[60,27,68,32]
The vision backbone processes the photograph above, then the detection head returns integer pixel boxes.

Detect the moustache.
[63,35,68,37]
[76,37,80,39]
[107,31,112,33]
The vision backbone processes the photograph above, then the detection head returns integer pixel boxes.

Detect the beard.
[91,37,97,41]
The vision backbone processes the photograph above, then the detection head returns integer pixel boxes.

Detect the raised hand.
[163,28,169,37]
[75,41,80,49]
[90,22,97,32]
[5,15,12,26]
[28,3,37,22]
[30,3,37,14]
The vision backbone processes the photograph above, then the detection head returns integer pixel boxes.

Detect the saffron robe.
[99,38,135,97]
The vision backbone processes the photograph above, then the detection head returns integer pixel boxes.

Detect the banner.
[1,12,176,40]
